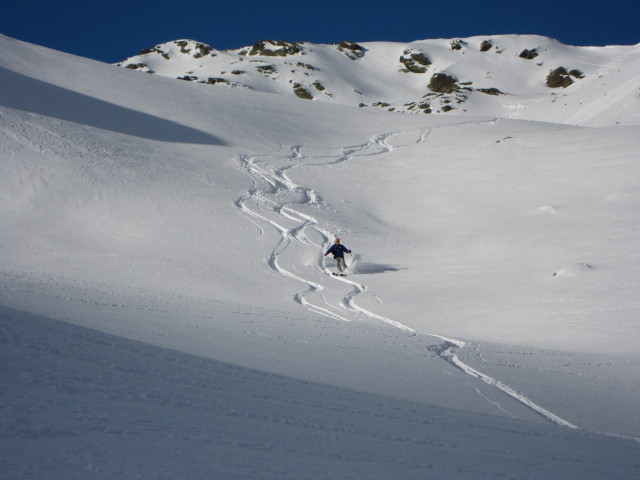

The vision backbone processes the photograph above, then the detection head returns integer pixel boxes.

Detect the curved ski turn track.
[234,127,578,430]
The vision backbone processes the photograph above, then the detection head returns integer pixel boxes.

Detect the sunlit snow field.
[2,34,640,478]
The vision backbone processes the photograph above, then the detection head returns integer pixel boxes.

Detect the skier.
[324,238,352,276]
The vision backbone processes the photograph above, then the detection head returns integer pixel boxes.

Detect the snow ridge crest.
[116,35,640,127]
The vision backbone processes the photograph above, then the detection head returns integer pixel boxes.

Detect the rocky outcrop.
[337,41,366,60]
[247,40,302,57]
[450,39,467,51]
[293,83,313,99]
[428,73,459,93]
[480,40,493,52]
[519,48,539,60]
[256,65,277,75]
[206,78,230,85]
[400,49,431,73]
[125,63,153,73]
[137,47,170,60]
[546,67,584,88]
[477,88,504,95]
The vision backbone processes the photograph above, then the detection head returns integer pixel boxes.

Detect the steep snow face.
[117,35,640,127]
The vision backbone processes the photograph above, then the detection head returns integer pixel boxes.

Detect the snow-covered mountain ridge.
[117,35,640,126]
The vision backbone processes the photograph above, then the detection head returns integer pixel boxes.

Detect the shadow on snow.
[0,67,225,146]
[354,263,407,275]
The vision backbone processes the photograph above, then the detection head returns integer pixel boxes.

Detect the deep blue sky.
[3,0,639,63]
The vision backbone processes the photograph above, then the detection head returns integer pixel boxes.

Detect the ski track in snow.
[234,126,578,430]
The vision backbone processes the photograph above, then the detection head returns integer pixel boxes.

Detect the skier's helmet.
[335,238,340,243]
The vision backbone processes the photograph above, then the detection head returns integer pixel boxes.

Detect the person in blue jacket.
[324,238,351,275]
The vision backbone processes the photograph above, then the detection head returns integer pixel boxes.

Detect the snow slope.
[117,35,640,127]
[3,306,638,479]
[2,34,640,478]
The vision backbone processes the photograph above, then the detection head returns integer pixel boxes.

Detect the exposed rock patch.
[248,40,302,57]
[450,39,467,51]
[206,77,230,85]
[297,62,317,71]
[293,82,313,99]
[256,65,277,75]
[428,73,459,93]
[519,48,539,60]
[125,63,154,73]
[477,88,504,95]
[480,40,493,52]
[400,49,431,73]
[546,67,584,88]
[337,41,366,60]
[134,45,171,60]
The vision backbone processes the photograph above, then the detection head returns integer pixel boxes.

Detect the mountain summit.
[117,35,640,127]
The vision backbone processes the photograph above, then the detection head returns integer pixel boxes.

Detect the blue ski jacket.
[325,243,351,258]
